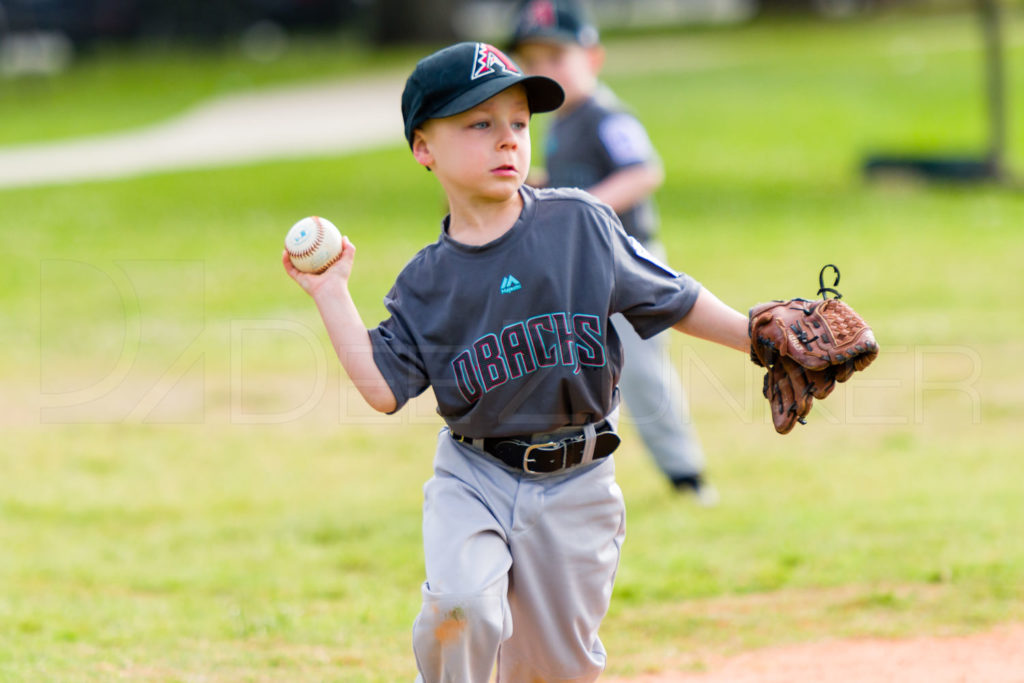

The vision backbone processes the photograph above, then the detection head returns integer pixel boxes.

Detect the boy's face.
[514,41,601,108]
[412,85,532,205]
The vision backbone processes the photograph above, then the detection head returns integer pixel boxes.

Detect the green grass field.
[0,38,420,147]
[2,11,1024,681]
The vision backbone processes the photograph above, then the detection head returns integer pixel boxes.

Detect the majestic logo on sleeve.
[471,43,520,80]
[450,312,606,404]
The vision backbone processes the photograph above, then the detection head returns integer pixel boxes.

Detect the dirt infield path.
[0,74,405,189]
[605,623,1024,683]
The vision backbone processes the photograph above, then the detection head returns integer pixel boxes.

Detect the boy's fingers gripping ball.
[285,216,343,274]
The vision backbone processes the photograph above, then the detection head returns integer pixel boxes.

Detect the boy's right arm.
[587,162,664,214]
[282,242,398,414]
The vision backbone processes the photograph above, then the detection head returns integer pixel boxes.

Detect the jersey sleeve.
[597,112,657,169]
[607,210,701,339]
[367,282,431,413]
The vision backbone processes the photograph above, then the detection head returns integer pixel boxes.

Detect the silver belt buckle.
[522,441,565,473]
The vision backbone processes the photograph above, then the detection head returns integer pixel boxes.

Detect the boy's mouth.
[492,164,518,175]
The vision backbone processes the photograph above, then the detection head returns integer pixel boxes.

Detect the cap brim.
[430,74,564,121]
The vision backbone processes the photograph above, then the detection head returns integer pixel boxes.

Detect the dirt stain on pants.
[433,606,466,645]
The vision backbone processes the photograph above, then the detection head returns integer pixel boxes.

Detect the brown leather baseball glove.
[749,266,879,434]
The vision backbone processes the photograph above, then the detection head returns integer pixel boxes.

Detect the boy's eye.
[470,121,489,129]
[512,121,528,130]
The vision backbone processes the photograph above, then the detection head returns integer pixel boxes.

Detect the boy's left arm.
[675,285,880,434]
[586,162,664,215]
[671,286,749,352]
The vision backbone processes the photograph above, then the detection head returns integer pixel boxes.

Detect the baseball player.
[283,40,876,682]
[508,0,717,504]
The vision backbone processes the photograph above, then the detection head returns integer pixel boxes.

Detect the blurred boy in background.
[509,0,718,504]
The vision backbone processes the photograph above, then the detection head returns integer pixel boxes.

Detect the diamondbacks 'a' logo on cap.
[471,43,520,80]
[524,0,556,29]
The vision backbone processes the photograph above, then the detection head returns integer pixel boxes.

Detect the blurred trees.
[0,0,1014,50]
[0,0,468,47]
[371,0,459,43]
[0,0,362,47]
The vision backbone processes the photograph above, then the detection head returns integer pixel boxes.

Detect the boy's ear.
[587,44,606,74]
[411,129,434,170]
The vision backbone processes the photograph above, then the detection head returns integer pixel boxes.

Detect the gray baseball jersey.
[368,185,701,438]
[544,86,659,243]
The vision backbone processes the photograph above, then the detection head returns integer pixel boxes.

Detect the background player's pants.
[413,428,626,682]
[611,311,705,481]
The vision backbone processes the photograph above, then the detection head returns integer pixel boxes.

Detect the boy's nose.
[497,124,518,148]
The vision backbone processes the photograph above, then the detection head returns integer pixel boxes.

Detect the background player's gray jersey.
[544,86,659,244]
[368,185,700,438]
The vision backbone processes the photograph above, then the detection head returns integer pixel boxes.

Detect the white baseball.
[285,216,343,274]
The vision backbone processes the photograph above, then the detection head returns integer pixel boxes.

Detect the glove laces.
[817,263,843,300]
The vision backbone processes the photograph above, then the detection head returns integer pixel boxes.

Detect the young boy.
[509,0,717,504]
[283,41,750,682]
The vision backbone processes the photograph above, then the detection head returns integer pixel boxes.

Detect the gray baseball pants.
[412,426,627,682]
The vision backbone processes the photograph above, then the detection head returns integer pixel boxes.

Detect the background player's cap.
[402,41,564,147]
[508,0,600,52]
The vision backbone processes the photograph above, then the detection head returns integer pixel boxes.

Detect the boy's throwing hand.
[281,235,356,296]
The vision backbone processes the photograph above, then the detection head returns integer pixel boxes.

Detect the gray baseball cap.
[401,41,564,147]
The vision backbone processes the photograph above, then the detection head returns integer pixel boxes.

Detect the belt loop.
[580,422,597,465]
[472,437,484,450]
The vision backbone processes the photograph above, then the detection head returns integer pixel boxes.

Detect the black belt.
[451,421,620,474]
